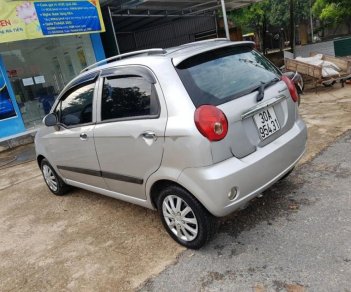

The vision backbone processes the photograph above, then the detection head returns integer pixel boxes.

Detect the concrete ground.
[0,143,35,169]
[140,128,351,292]
[0,84,351,291]
[298,85,351,164]
[0,161,184,291]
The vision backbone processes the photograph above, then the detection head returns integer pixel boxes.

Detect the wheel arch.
[37,154,46,168]
[149,179,192,210]
[149,179,212,215]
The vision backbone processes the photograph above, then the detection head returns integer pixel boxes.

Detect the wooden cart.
[285,52,351,89]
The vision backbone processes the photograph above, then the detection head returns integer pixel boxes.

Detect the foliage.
[229,0,270,34]
[268,0,310,29]
[313,0,351,31]
[229,0,311,34]
[228,0,351,46]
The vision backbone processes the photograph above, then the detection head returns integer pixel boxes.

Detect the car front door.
[44,77,106,188]
[93,67,167,199]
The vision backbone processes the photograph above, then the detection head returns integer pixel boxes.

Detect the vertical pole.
[220,0,230,40]
[310,0,314,42]
[263,14,267,55]
[108,6,120,55]
[290,0,295,54]
[90,34,106,62]
[214,13,219,38]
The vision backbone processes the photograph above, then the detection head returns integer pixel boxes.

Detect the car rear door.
[175,45,298,163]
[93,66,167,199]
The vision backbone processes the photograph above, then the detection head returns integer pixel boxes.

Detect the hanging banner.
[0,0,105,44]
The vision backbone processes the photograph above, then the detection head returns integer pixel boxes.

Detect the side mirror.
[43,113,58,127]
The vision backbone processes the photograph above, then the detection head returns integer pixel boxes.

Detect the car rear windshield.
[175,46,281,107]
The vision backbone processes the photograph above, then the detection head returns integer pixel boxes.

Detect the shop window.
[101,76,159,121]
[56,82,95,127]
[0,34,97,129]
[0,87,17,121]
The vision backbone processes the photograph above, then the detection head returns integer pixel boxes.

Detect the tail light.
[282,75,299,103]
[194,105,228,141]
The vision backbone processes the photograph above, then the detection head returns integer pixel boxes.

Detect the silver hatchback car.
[35,39,307,249]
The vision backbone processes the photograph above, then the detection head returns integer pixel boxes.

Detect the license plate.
[253,107,281,140]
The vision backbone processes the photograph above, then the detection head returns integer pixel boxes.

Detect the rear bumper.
[177,119,307,217]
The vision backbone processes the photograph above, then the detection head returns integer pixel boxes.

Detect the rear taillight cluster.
[282,75,299,103]
[194,105,228,141]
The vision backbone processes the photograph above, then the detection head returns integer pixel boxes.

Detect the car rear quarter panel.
[143,59,214,200]
[152,60,213,166]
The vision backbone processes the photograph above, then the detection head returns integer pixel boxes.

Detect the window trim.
[96,70,161,124]
[100,65,156,84]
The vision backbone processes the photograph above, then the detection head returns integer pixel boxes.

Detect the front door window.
[56,82,95,127]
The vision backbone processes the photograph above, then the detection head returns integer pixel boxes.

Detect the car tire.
[41,158,70,196]
[157,185,216,249]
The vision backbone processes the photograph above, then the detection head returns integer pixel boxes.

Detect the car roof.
[64,39,254,93]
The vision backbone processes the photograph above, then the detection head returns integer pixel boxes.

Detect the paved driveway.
[140,130,351,292]
[0,162,183,291]
[0,85,351,291]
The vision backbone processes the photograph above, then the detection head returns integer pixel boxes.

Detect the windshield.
[175,46,281,107]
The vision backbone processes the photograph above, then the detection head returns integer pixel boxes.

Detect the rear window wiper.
[250,77,280,102]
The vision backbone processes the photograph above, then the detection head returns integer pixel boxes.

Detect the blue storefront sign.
[0,0,105,44]
[0,56,26,139]
[34,1,103,36]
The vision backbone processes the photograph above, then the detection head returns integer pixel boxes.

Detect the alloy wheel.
[162,195,198,241]
[42,165,58,192]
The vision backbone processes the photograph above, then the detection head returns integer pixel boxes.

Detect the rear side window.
[176,46,281,107]
[101,76,159,121]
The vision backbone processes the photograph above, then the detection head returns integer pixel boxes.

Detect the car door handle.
[80,133,88,140]
[142,131,157,140]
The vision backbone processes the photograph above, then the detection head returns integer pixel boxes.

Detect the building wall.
[324,24,350,38]
[112,16,217,54]
[295,37,351,58]
[295,41,335,57]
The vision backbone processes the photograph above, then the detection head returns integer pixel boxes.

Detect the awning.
[102,0,262,40]
[101,0,263,16]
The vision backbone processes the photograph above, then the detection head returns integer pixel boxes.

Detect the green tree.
[229,0,270,35]
[229,0,311,51]
[313,0,351,33]
[229,0,271,51]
